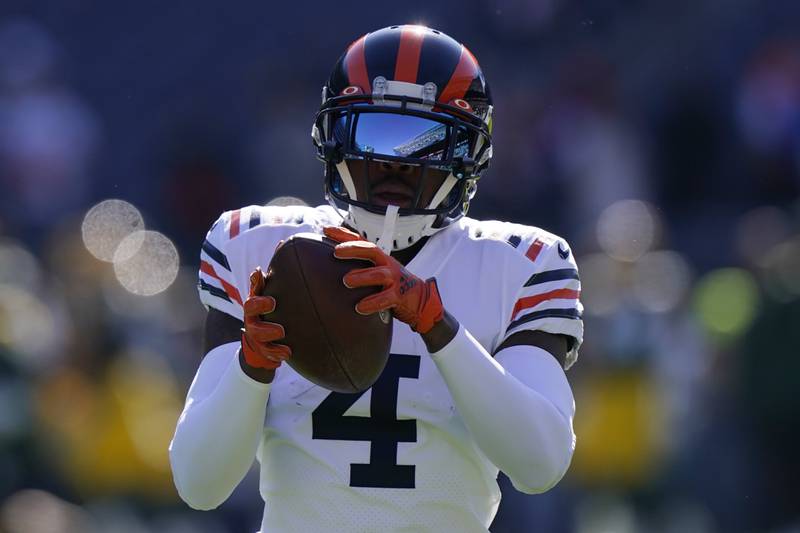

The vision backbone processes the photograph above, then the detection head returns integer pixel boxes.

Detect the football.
[261,232,392,393]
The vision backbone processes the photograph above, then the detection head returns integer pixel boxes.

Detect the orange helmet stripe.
[345,35,370,93]
[439,46,480,103]
[394,26,425,83]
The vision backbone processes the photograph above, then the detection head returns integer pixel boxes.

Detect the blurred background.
[0,0,799,532]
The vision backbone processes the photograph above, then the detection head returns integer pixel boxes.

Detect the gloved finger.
[241,331,260,353]
[323,226,363,243]
[343,266,393,289]
[246,321,286,343]
[333,240,386,264]
[249,267,267,297]
[244,295,276,317]
[355,290,397,315]
[262,343,292,360]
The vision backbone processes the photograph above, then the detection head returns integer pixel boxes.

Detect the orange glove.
[241,267,291,370]
[323,226,444,334]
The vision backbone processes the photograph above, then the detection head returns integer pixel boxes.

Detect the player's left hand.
[323,226,444,334]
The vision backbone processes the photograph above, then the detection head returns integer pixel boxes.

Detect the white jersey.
[197,204,583,533]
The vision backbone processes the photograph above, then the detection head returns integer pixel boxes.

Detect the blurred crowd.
[1,1,799,532]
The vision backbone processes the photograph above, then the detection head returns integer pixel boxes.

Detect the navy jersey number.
[311,353,421,488]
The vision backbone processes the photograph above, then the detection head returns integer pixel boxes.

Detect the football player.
[170,25,583,533]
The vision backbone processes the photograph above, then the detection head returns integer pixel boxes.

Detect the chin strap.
[376,204,399,254]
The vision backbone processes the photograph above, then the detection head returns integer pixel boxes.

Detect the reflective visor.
[332,111,471,163]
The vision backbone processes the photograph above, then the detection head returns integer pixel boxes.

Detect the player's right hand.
[241,267,291,370]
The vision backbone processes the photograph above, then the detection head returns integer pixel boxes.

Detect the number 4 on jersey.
[312,353,420,489]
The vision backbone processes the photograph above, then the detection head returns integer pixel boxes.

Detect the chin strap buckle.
[376,204,400,253]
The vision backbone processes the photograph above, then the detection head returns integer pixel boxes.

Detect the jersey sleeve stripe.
[199,279,232,303]
[201,239,231,271]
[506,307,582,332]
[524,239,545,262]
[200,260,243,305]
[230,209,241,238]
[524,268,580,287]
[512,288,580,320]
[249,209,261,229]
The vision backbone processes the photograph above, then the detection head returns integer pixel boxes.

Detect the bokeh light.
[0,284,58,365]
[735,206,791,267]
[0,489,93,533]
[577,253,626,316]
[0,238,42,289]
[693,268,759,338]
[0,18,57,89]
[575,494,638,533]
[760,236,800,301]
[596,200,660,262]
[107,350,184,472]
[267,195,309,207]
[102,268,205,332]
[81,199,145,262]
[631,251,693,313]
[112,231,179,296]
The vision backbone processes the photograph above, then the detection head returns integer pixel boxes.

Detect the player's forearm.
[429,325,575,494]
[169,342,270,510]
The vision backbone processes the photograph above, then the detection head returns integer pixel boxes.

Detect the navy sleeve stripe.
[202,239,231,271]
[524,268,579,287]
[249,210,261,229]
[199,279,232,302]
[506,307,582,332]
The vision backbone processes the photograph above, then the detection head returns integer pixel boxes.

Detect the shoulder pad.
[237,204,344,236]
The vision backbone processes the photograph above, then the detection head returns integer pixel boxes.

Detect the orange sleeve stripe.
[230,209,241,238]
[200,260,243,306]
[512,288,580,319]
[394,27,425,83]
[525,239,545,262]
